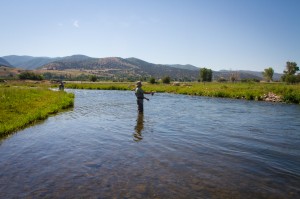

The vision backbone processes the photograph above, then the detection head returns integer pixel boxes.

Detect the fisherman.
[59,81,64,91]
[135,81,154,113]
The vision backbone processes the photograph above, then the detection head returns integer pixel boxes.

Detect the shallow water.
[0,89,300,198]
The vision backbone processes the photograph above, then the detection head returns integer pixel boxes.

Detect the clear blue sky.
[1,0,299,73]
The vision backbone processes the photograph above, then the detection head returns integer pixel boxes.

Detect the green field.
[65,81,300,104]
[0,83,74,137]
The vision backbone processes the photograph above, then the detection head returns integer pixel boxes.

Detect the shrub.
[162,76,171,84]
[241,79,260,83]
[18,72,43,80]
[199,68,213,82]
[282,90,300,104]
[281,74,298,84]
[89,75,97,82]
[149,77,156,84]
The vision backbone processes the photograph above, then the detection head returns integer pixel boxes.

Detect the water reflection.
[1,90,300,198]
[133,113,144,142]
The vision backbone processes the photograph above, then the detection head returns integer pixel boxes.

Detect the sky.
[0,0,299,73]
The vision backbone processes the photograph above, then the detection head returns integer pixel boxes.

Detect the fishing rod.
[144,91,155,101]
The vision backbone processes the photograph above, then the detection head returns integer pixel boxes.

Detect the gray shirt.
[135,87,144,99]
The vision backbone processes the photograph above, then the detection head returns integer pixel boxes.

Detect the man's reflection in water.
[133,113,144,142]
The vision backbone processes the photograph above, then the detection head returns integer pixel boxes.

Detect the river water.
[0,89,300,198]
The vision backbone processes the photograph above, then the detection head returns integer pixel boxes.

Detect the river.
[0,89,299,198]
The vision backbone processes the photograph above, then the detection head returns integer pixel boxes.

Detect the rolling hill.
[167,64,199,71]
[1,54,282,81]
[2,54,94,70]
[216,70,282,81]
[0,57,12,67]
[40,57,199,80]
[2,55,61,70]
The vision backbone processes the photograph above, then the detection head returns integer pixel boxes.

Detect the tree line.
[261,62,299,83]
[15,61,299,84]
[199,62,299,84]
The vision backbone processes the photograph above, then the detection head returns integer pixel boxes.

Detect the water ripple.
[1,90,300,198]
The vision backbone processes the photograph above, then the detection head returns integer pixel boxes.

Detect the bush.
[199,68,213,82]
[18,72,43,80]
[241,79,260,83]
[149,77,156,84]
[282,89,300,104]
[162,76,171,84]
[89,75,97,82]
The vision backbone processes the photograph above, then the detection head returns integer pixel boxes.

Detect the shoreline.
[1,80,299,137]
[0,85,74,138]
[64,81,300,104]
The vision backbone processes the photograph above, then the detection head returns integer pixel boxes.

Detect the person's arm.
[143,91,154,101]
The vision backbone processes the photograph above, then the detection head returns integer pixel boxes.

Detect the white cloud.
[73,20,79,28]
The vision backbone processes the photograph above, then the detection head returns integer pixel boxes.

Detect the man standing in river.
[135,81,154,113]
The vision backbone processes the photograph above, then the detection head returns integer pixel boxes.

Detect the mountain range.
[0,55,282,81]
[0,57,12,67]
[1,55,87,70]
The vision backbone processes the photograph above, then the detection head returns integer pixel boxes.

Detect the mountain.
[2,55,35,66]
[40,57,199,80]
[57,54,93,62]
[237,70,282,81]
[167,64,199,71]
[2,54,283,81]
[216,70,282,81]
[1,54,94,70]
[20,57,62,70]
[1,55,199,80]
[125,57,198,79]
[0,57,12,67]
[2,55,60,70]
[41,57,136,70]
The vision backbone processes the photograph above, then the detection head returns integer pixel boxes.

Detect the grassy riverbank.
[1,80,299,137]
[0,84,74,137]
[65,81,300,104]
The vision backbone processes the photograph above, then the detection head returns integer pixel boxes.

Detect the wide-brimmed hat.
[136,81,142,86]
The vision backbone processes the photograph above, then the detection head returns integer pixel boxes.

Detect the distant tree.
[241,78,260,83]
[282,74,297,84]
[208,69,213,81]
[149,77,156,84]
[162,76,171,84]
[229,72,239,83]
[89,75,97,82]
[199,68,213,82]
[296,74,300,83]
[281,62,299,83]
[75,74,89,81]
[43,72,53,80]
[18,72,43,80]
[262,67,274,82]
[200,68,206,82]
[140,76,147,81]
[284,62,299,75]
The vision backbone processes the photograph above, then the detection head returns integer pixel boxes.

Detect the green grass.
[0,85,74,137]
[1,80,299,137]
[65,81,300,104]
[66,82,131,90]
